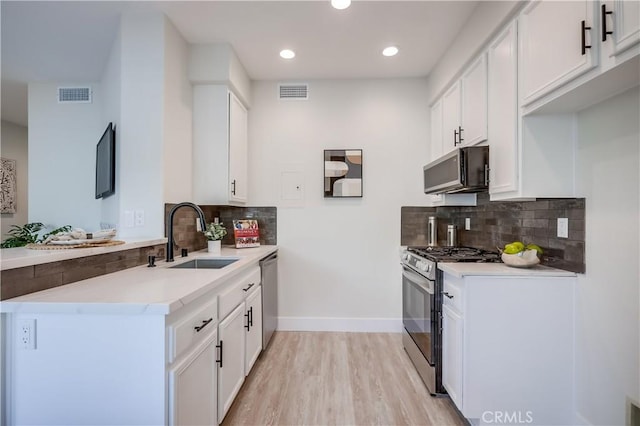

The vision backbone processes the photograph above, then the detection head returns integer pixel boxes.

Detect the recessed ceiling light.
[280,49,296,59]
[382,46,399,57]
[331,0,351,10]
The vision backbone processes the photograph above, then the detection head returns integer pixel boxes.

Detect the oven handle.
[402,267,434,295]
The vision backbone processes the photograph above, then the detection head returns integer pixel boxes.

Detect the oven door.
[402,265,436,365]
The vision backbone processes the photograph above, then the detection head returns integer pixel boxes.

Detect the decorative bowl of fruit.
[499,241,543,268]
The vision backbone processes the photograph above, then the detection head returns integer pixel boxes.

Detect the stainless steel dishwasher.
[260,251,278,349]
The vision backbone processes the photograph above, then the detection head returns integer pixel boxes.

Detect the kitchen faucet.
[166,202,207,262]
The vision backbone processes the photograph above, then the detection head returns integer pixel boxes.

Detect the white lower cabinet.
[168,330,218,426]
[218,303,247,423]
[245,285,263,375]
[441,272,576,426]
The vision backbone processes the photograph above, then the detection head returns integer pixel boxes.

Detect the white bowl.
[501,249,540,268]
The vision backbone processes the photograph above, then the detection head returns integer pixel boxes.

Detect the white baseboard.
[277,317,403,333]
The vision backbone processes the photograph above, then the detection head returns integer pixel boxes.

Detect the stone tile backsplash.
[165,204,277,254]
[401,193,586,273]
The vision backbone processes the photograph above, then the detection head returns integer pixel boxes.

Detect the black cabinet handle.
[442,292,454,299]
[245,311,251,331]
[231,179,237,195]
[249,306,253,327]
[602,4,613,42]
[458,126,464,144]
[216,341,223,368]
[453,129,458,146]
[581,20,592,55]
[242,283,255,292]
[194,318,213,332]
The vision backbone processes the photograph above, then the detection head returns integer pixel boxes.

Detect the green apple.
[526,243,543,255]
[512,241,525,251]
[504,243,523,255]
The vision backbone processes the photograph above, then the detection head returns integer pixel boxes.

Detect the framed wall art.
[0,157,17,214]
[324,149,363,198]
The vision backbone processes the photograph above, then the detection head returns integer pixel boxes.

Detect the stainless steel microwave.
[423,146,489,194]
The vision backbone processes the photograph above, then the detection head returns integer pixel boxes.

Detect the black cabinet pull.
[194,318,213,332]
[442,292,454,299]
[601,4,613,42]
[581,20,592,55]
[453,129,458,146]
[242,282,255,292]
[216,341,223,368]
[248,306,253,327]
[231,179,237,195]
[245,311,251,331]
[458,126,464,144]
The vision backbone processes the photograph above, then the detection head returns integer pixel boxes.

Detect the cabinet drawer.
[219,266,261,319]
[442,277,464,313]
[169,297,218,363]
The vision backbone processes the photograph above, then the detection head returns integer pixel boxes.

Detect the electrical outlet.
[196,218,202,232]
[18,319,36,350]
[134,210,145,227]
[465,218,471,230]
[557,218,569,238]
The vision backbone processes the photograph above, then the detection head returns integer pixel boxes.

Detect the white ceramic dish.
[501,250,540,268]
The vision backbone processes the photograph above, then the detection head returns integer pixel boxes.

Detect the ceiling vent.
[279,84,308,100]
[58,87,92,103]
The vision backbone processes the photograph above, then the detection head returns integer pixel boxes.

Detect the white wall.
[28,83,102,231]
[574,87,640,426]
[0,121,28,238]
[163,16,193,204]
[100,22,122,229]
[249,79,429,331]
[117,12,165,238]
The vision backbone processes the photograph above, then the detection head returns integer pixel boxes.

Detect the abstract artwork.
[0,158,17,213]
[324,149,363,198]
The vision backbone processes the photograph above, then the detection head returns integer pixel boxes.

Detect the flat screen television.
[95,122,116,199]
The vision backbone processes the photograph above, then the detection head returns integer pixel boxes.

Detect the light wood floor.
[222,331,465,426]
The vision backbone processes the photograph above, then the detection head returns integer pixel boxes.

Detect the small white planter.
[207,240,221,256]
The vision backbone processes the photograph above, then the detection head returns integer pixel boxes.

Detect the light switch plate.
[557,218,569,238]
[465,218,471,230]
[134,210,145,227]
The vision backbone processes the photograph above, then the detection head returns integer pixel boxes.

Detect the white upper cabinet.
[441,81,462,155]
[460,54,488,146]
[603,0,640,58]
[228,91,248,204]
[488,22,519,197]
[519,0,598,106]
[193,85,249,206]
[429,99,444,162]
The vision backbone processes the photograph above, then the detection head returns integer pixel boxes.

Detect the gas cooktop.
[407,246,502,263]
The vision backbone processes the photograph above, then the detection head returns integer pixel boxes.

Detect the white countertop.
[0,237,168,271]
[0,245,277,315]
[438,262,577,278]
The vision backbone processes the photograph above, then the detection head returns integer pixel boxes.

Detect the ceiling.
[1,1,478,126]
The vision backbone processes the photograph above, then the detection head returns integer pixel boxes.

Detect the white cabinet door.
[519,0,598,105]
[488,22,519,196]
[442,304,464,411]
[228,91,248,204]
[429,99,444,162]
[218,303,246,424]
[168,330,218,426]
[609,0,640,55]
[460,54,488,146]
[441,81,462,154]
[245,285,263,375]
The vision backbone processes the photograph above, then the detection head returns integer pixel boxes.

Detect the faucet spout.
[166,202,207,262]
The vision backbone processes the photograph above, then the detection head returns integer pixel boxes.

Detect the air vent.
[58,87,92,103]
[279,84,308,100]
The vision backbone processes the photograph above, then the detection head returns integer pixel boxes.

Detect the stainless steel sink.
[170,258,239,269]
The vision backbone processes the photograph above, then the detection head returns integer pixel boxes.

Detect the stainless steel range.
[401,246,501,395]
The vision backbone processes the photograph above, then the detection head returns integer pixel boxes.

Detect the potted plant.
[203,221,227,255]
